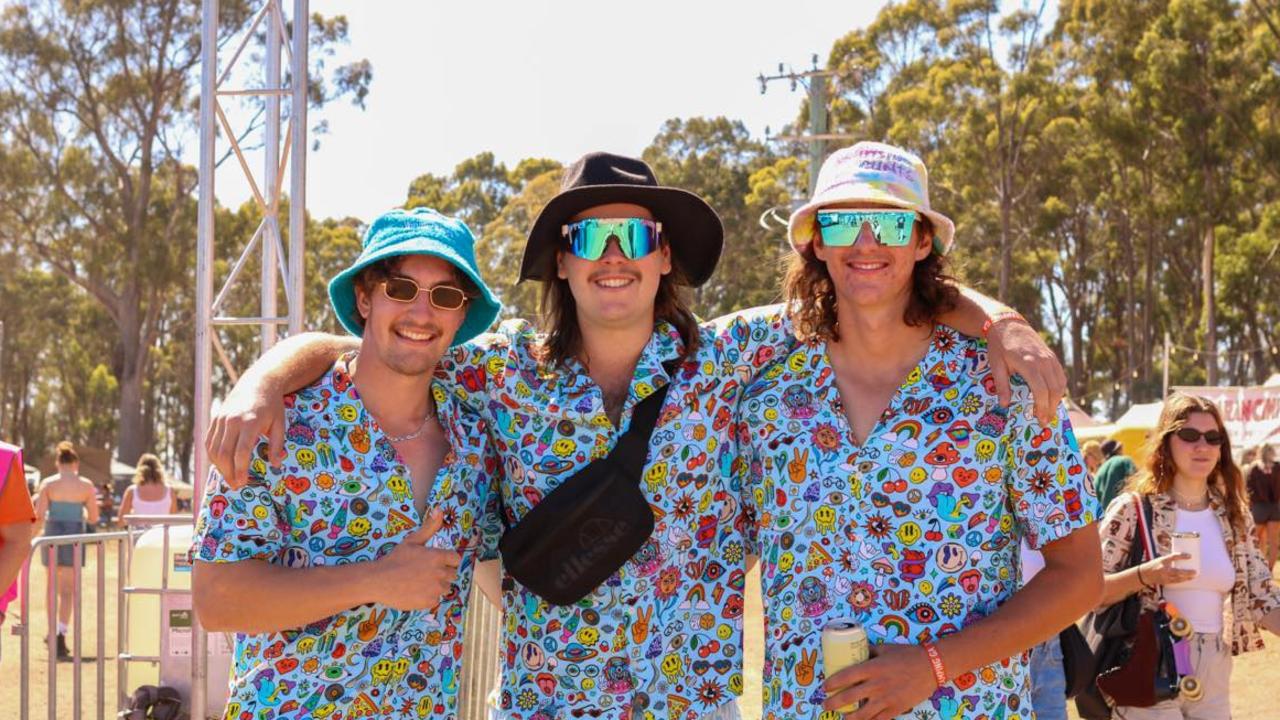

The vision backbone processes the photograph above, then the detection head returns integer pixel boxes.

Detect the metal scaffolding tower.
[193,0,309,715]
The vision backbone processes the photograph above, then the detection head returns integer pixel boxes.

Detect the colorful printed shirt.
[734,322,1096,720]
[193,356,499,720]
[443,313,792,720]
[1100,491,1280,656]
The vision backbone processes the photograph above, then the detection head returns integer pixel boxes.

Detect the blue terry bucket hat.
[328,207,501,346]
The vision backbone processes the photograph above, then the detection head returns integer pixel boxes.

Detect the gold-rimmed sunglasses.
[380,276,470,310]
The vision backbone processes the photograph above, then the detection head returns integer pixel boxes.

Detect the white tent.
[1114,402,1165,429]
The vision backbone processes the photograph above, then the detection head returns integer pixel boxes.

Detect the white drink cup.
[1171,531,1200,575]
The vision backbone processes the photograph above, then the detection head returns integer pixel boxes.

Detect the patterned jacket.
[1099,490,1280,655]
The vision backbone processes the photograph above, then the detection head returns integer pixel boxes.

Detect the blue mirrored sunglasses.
[561,218,662,261]
[816,209,918,248]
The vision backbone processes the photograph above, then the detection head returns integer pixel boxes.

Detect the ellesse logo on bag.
[553,519,630,591]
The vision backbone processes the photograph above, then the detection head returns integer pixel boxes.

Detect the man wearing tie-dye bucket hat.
[732,141,1104,720]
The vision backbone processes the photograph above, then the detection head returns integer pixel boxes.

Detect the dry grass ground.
[2,550,1274,719]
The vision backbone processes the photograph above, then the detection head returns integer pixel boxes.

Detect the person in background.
[1098,394,1280,720]
[1241,447,1257,468]
[1082,439,1105,475]
[0,441,36,626]
[1246,445,1280,569]
[33,441,99,659]
[118,453,176,526]
[1094,438,1137,512]
[97,481,116,529]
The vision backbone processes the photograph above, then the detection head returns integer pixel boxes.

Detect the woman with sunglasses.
[1097,393,1280,719]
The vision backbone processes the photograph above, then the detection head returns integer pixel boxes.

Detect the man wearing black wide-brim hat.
[205,150,1069,720]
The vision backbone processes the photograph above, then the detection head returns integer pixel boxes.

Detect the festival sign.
[1172,385,1280,450]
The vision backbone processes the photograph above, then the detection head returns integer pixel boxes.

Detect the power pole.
[757,54,854,195]
[1163,331,1171,398]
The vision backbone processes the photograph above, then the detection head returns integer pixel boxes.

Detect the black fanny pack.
[498,365,674,606]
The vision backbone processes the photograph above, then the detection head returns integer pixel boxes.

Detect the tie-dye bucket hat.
[788,141,955,256]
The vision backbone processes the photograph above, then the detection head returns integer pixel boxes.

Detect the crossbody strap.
[1132,493,1163,598]
[608,361,681,473]
[497,360,684,532]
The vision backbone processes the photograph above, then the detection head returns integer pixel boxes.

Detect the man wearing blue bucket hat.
[204,151,1069,720]
[192,207,502,719]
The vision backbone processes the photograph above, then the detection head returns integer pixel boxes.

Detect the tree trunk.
[1201,224,1217,385]
[1143,219,1155,385]
[116,302,146,465]
[1120,210,1137,399]
[999,195,1013,301]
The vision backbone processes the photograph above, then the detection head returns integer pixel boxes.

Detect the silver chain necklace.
[383,408,436,443]
[1171,487,1210,511]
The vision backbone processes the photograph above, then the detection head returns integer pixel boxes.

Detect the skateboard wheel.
[1170,616,1193,638]
[1180,675,1203,701]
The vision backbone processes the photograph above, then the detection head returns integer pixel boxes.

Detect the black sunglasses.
[381,276,470,310]
[1173,427,1226,446]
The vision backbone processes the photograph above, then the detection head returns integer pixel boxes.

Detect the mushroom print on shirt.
[445,311,794,720]
[734,321,1097,720]
[193,357,500,720]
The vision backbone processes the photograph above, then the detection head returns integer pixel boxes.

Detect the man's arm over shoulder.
[206,332,356,487]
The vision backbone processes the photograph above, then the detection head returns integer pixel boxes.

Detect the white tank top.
[1162,508,1234,633]
[129,485,172,516]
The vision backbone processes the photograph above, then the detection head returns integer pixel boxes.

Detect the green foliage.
[6,0,1280,472]
[0,0,370,469]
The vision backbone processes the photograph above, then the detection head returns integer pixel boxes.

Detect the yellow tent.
[1072,401,1163,468]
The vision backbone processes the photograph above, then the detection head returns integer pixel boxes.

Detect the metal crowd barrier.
[117,514,213,717]
[15,516,504,720]
[16,530,129,720]
[459,589,502,720]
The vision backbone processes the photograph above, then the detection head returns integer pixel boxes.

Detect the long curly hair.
[782,217,957,342]
[1129,393,1248,535]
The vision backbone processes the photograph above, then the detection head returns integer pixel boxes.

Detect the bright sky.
[212,0,884,221]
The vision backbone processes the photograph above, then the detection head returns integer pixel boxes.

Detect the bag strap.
[608,361,681,473]
[496,360,683,531]
[1131,493,1163,598]
[1132,494,1155,562]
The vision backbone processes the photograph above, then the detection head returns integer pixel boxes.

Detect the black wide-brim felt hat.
[519,152,724,287]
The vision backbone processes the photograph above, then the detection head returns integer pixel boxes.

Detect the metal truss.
[193,0,309,715]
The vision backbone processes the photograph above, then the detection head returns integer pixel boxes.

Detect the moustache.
[587,269,642,283]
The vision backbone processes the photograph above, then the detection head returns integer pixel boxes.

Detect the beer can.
[821,619,870,713]
[1170,531,1201,575]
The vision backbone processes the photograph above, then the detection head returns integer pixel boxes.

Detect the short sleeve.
[431,403,504,562]
[1097,493,1143,574]
[1003,384,1097,549]
[729,416,760,557]
[470,425,505,562]
[0,459,35,525]
[440,326,516,417]
[706,304,795,390]
[190,444,289,564]
[1235,506,1280,621]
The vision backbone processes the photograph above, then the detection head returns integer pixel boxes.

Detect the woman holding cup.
[1097,393,1280,719]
